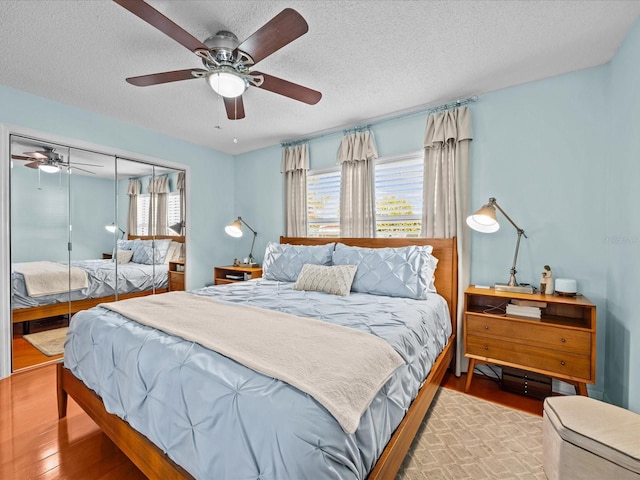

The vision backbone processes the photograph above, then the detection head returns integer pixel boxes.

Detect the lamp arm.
[238,217,258,263]
[238,217,257,236]
[507,230,524,287]
[489,198,526,287]
[248,231,257,263]
[491,198,527,238]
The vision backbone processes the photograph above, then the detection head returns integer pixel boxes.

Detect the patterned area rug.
[23,327,67,356]
[397,387,545,479]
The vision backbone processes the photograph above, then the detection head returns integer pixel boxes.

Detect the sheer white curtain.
[422,106,472,376]
[127,179,141,236]
[281,144,309,237]
[148,175,170,235]
[337,130,378,237]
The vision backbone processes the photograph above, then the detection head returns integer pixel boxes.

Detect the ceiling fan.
[11,147,102,175]
[113,0,322,120]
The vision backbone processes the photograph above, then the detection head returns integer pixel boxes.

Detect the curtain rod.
[281,95,478,147]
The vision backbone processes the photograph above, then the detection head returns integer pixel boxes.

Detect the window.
[136,192,181,236]
[306,151,424,238]
[137,194,150,236]
[307,168,340,237]
[375,152,423,237]
[167,192,181,235]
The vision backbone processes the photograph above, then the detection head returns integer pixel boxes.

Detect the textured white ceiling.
[1,1,639,155]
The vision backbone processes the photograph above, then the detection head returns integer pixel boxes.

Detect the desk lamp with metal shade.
[466,197,533,294]
[225,216,258,267]
[105,223,126,240]
[168,221,185,235]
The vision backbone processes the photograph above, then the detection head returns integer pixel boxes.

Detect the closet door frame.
[0,123,190,380]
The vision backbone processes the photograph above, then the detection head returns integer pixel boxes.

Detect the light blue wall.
[1,85,235,288]
[606,18,640,413]
[11,162,71,262]
[234,19,640,408]
[471,68,609,398]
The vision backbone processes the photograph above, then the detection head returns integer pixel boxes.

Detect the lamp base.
[494,283,534,294]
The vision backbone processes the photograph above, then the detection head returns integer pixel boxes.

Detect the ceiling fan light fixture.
[39,163,60,174]
[207,70,247,98]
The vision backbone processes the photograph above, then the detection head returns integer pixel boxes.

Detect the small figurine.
[233,258,240,266]
[540,265,553,295]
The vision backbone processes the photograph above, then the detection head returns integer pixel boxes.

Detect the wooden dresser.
[463,286,596,396]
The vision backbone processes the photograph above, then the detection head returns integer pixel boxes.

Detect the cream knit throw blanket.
[14,261,89,297]
[101,291,405,433]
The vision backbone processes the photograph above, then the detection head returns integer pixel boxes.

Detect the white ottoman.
[543,396,640,480]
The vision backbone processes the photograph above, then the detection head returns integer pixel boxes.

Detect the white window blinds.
[307,168,341,237]
[306,152,424,238]
[375,153,423,237]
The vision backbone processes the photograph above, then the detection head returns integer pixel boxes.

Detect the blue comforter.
[12,259,168,309]
[64,279,451,479]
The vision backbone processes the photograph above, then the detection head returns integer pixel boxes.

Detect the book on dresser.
[506,303,542,319]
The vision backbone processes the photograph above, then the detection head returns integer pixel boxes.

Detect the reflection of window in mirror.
[136,191,181,236]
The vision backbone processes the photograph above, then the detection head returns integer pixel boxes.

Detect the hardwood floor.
[0,364,544,479]
[12,317,67,372]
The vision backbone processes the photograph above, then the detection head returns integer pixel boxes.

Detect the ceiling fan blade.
[24,161,41,169]
[253,72,322,105]
[235,8,308,65]
[23,151,49,159]
[224,96,246,120]
[66,162,104,167]
[112,0,207,52]
[11,155,33,161]
[67,165,96,175]
[126,68,207,86]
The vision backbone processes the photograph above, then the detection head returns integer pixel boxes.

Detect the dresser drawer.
[169,272,184,291]
[467,335,592,380]
[466,314,591,355]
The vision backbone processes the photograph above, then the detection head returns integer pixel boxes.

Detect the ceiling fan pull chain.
[233,98,238,144]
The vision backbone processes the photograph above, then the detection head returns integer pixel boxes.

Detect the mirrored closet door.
[10,135,186,372]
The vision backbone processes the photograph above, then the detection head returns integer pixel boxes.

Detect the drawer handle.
[561,361,566,366]
[484,345,489,351]
[484,325,489,330]
[561,338,566,343]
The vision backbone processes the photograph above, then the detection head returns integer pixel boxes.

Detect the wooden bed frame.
[57,236,457,480]
[12,235,184,325]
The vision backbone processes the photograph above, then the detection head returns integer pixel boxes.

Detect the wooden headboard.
[128,234,185,243]
[280,237,458,333]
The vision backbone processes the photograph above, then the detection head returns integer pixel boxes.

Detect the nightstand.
[168,260,186,291]
[102,253,113,259]
[214,265,263,285]
[463,286,596,396]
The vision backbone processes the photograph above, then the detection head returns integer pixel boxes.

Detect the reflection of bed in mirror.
[11,235,185,326]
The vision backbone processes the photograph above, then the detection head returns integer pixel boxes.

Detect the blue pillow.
[131,239,171,265]
[262,242,335,282]
[117,239,135,250]
[332,243,436,300]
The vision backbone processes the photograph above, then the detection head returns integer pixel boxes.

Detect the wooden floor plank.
[0,363,543,479]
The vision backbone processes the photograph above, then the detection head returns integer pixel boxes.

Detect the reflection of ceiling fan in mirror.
[113,0,322,120]
[11,147,103,175]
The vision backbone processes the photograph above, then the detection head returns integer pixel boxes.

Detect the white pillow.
[115,249,134,264]
[165,241,183,263]
[293,264,357,296]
